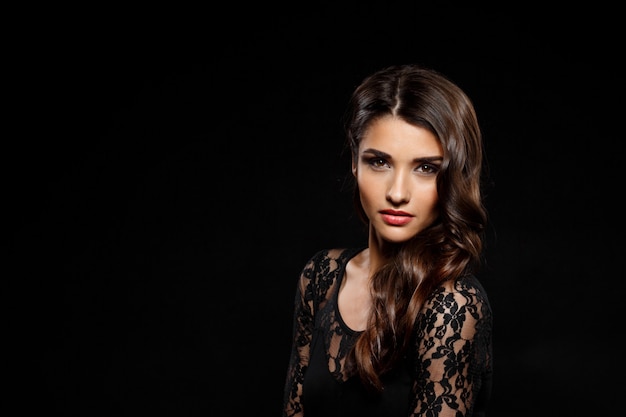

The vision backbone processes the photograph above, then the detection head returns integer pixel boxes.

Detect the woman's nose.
[386,171,410,205]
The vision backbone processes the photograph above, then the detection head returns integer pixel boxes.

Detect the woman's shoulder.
[305,247,364,268]
[454,274,491,300]
[417,275,493,339]
[300,247,364,285]
[298,247,364,303]
[426,274,492,313]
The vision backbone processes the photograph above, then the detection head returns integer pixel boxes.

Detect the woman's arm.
[409,278,493,417]
[282,257,318,417]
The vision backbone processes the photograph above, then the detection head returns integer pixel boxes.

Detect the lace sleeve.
[409,277,493,417]
[282,255,317,417]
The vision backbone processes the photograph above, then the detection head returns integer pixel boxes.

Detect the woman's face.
[353,115,443,244]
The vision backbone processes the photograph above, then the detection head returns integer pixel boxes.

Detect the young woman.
[282,64,493,417]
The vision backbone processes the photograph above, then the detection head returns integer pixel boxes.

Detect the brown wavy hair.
[342,64,488,391]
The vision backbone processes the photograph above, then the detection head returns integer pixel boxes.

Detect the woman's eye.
[369,158,387,168]
[417,163,439,174]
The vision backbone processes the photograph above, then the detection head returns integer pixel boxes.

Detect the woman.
[282,64,493,417]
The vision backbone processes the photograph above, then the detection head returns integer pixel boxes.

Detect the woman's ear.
[351,160,357,176]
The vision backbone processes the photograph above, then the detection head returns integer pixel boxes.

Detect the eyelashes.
[367,157,388,168]
[417,163,440,174]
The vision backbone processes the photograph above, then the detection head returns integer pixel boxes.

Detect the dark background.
[10,5,624,416]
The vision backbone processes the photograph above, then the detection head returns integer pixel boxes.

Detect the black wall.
[10,5,624,416]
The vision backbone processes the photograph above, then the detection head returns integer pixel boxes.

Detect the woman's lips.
[380,211,413,226]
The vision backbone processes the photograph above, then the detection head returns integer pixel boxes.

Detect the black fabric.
[282,248,493,417]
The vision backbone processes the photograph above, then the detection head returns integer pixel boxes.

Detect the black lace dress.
[282,248,493,417]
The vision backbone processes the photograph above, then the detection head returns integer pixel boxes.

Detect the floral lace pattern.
[283,248,493,417]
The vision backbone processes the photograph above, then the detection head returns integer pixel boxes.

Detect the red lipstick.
[379,209,413,226]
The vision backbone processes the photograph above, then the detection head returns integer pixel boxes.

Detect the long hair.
[342,64,488,391]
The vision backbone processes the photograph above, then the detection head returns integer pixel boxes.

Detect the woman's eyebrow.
[414,156,443,162]
[361,148,390,158]
[362,148,443,162]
